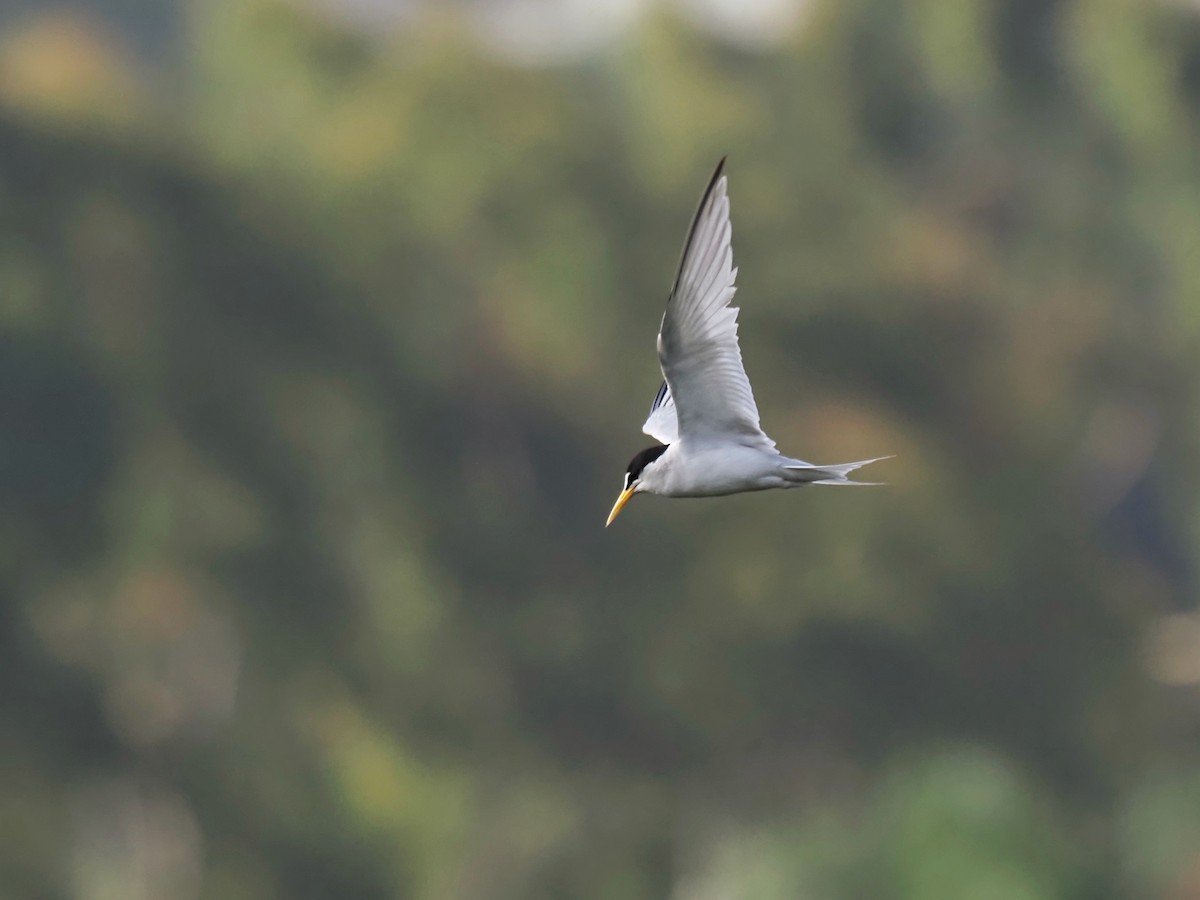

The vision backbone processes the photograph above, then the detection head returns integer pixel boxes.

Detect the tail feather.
[783,455,893,486]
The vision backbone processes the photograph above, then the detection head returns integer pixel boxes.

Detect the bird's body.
[606,158,889,526]
[643,441,780,497]
[638,441,875,498]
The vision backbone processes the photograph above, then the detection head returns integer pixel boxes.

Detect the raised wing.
[656,159,773,448]
[642,380,678,444]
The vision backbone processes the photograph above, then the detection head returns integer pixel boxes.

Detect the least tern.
[606,158,890,527]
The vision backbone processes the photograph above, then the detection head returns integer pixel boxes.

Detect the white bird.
[606,158,891,527]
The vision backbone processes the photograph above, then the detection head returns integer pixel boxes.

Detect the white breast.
[644,441,785,498]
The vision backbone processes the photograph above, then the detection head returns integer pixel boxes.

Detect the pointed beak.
[605,485,636,527]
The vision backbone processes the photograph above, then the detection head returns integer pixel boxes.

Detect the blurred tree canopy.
[3,1,1200,898]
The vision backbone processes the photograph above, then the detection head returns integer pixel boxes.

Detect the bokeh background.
[4,0,1200,897]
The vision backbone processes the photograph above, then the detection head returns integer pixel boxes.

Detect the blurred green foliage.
[2,1,1200,897]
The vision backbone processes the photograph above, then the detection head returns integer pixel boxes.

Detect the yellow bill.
[605,485,636,527]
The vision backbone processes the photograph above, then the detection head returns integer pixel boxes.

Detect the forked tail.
[782,456,893,486]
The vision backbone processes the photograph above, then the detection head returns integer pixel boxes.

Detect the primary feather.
[652,159,774,450]
[642,381,678,444]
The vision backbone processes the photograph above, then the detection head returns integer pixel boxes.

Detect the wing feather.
[655,159,773,449]
[641,380,678,444]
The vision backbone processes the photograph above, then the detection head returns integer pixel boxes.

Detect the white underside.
[637,439,889,498]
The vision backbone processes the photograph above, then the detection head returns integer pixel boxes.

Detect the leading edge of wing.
[666,156,727,303]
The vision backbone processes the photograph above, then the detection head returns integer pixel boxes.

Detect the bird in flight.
[606,158,890,527]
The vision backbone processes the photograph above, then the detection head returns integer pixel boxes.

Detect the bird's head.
[605,444,669,526]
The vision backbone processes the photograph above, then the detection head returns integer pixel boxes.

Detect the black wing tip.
[708,156,728,191]
[665,155,732,299]
[651,380,670,411]
[702,157,729,212]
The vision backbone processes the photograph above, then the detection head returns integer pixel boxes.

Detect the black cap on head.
[625,444,668,487]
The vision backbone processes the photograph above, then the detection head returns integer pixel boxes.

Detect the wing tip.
[668,156,731,296]
[709,156,728,192]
